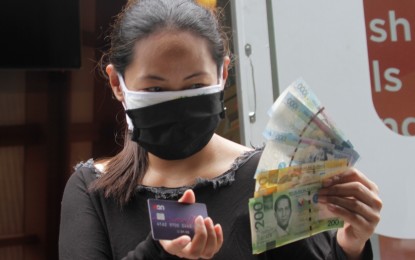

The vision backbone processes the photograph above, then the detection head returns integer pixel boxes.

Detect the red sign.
[364,0,415,136]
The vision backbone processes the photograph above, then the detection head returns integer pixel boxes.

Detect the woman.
[59,0,382,259]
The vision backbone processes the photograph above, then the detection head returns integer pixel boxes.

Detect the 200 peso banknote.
[249,183,343,254]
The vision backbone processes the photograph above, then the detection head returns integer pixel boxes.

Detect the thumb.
[178,189,196,204]
[160,235,191,256]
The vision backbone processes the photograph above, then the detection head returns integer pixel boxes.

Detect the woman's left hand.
[318,168,382,259]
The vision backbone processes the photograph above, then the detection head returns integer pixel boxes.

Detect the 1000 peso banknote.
[253,84,359,178]
[284,78,353,149]
[249,183,343,254]
[268,79,353,149]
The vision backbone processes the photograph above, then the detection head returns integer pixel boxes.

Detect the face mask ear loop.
[220,91,226,119]
[117,73,135,131]
[218,64,224,88]
[117,73,129,108]
[218,63,227,119]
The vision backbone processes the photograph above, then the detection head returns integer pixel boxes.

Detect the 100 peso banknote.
[249,183,343,254]
[254,130,359,174]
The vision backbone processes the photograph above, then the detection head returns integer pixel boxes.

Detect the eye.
[143,86,163,92]
[188,83,205,89]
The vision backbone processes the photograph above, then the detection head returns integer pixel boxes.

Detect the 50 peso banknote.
[254,159,349,198]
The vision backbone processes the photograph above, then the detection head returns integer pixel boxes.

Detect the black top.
[59,149,373,260]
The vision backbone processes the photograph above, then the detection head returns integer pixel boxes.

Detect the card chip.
[156,213,165,221]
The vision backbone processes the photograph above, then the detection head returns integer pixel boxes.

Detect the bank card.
[147,198,208,240]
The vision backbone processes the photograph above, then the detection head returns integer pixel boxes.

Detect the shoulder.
[214,147,262,194]
[61,159,109,219]
[64,159,101,193]
[232,147,263,177]
[73,158,101,176]
[211,134,262,173]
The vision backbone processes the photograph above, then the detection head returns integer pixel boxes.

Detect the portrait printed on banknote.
[273,194,292,237]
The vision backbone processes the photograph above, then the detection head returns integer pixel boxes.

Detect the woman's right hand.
[159,190,223,259]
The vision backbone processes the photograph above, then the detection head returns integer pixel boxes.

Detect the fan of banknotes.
[248,78,360,254]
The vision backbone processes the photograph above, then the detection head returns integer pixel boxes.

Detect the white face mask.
[117,69,224,130]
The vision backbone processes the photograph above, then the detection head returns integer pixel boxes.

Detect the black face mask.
[125,91,225,160]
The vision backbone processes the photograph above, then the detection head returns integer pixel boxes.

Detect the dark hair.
[108,0,227,77]
[274,194,292,212]
[91,0,229,206]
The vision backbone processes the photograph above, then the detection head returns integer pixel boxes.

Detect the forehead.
[127,29,216,74]
[277,198,290,207]
[142,30,208,56]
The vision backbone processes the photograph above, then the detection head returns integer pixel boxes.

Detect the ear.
[221,56,231,84]
[106,64,124,102]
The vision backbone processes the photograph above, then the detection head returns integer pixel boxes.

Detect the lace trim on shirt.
[74,147,262,199]
[138,148,262,199]
[74,158,101,176]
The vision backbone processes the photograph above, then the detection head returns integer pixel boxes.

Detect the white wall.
[270,0,415,239]
[233,0,415,239]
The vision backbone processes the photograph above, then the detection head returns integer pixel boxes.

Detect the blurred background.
[0,1,240,259]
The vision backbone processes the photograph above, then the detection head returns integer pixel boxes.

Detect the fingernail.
[195,216,204,227]
[205,217,213,228]
[318,195,327,203]
[327,203,337,211]
[323,178,332,187]
[215,224,222,235]
[180,236,191,246]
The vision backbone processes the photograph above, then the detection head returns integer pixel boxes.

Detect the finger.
[323,168,379,193]
[178,189,196,204]
[200,218,218,259]
[183,215,207,258]
[160,235,191,258]
[319,182,383,211]
[321,196,381,224]
[326,201,379,236]
[214,224,223,253]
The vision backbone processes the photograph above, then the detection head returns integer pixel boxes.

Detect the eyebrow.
[141,75,166,81]
[183,71,208,80]
[140,71,208,81]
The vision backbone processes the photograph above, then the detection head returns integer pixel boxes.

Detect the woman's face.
[123,30,224,92]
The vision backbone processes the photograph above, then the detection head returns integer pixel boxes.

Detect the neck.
[142,134,219,187]
[141,134,251,188]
